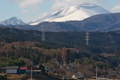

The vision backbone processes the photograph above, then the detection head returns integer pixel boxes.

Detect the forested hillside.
[1,26,120,48]
[0,26,120,77]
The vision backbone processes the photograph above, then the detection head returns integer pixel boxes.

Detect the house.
[19,65,38,70]
[18,65,40,74]
[1,65,40,74]
[1,66,19,74]
[71,72,84,79]
[17,67,26,74]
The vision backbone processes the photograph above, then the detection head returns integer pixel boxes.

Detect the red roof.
[19,67,27,70]
[19,66,38,70]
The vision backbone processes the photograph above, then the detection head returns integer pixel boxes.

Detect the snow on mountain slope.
[0,17,26,25]
[30,3,110,25]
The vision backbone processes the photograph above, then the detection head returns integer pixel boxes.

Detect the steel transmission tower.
[41,25,45,41]
[86,31,89,46]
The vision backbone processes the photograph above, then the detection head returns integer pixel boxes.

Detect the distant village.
[0,63,120,80]
[0,48,120,80]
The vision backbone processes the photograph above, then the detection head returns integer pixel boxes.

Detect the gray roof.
[1,66,19,69]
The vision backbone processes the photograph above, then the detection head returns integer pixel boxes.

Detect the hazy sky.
[0,0,120,22]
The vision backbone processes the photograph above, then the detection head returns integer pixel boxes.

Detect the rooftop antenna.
[85,31,89,46]
[41,24,45,41]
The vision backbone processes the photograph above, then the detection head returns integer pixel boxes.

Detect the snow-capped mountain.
[0,17,26,25]
[30,3,111,25]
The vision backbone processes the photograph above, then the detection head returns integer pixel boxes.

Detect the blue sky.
[0,0,120,22]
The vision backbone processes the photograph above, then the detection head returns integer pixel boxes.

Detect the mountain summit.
[31,3,110,25]
[0,17,26,25]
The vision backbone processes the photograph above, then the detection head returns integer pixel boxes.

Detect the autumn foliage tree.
[61,48,68,65]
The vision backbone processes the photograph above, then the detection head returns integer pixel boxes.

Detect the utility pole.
[96,66,98,80]
[67,67,70,79]
[31,67,32,80]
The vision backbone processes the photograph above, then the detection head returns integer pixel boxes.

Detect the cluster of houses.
[0,65,85,79]
[0,65,41,74]
[1,65,118,80]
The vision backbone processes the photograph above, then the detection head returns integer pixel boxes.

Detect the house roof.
[19,66,38,70]
[1,66,19,69]
[19,67,27,70]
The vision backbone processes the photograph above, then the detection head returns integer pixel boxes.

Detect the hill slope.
[35,13,120,31]
[1,26,120,48]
